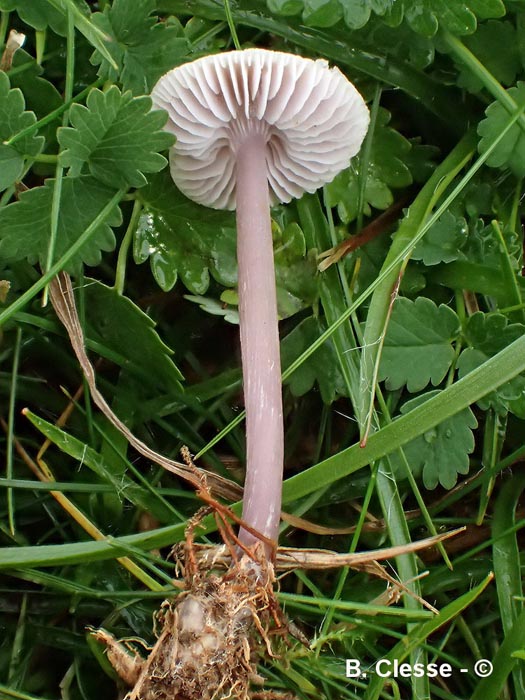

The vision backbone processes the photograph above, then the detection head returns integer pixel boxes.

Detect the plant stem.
[235,134,283,554]
[114,199,142,294]
[223,0,241,49]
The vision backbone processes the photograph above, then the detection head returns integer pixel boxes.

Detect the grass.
[1,1,525,699]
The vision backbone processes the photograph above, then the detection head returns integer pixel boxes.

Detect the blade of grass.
[364,574,494,700]
[42,6,75,307]
[492,473,525,697]
[198,100,525,459]
[471,607,525,700]
[441,29,525,134]
[477,409,506,524]
[2,325,525,569]
[6,326,22,535]
[223,0,241,49]
[23,409,181,523]
[357,133,476,443]
[45,0,118,70]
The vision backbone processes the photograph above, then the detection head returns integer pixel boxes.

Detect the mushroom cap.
[151,48,370,210]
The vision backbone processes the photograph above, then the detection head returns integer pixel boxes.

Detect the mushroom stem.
[235,133,284,555]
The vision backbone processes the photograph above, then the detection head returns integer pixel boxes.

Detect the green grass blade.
[364,574,493,700]
[492,473,525,696]
[357,133,476,440]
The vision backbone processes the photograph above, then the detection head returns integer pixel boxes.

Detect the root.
[95,552,287,700]
[94,472,290,700]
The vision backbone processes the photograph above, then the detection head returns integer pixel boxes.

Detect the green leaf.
[412,211,468,266]
[0,144,24,191]
[341,0,372,29]
[273,222,318,319]
[185,295,239,324]
[395,0,506,38]
[90,0,190,95]
[8,50,63,120]
[378,297,461,392]
[462,218,521,270]
[404,0,503,37]
[457,21,520,93]
[390,391,477,489]
[0,0,67,34]
[134,171,236,294]
[325,108,428,223]
[478,82,525,177]
[281,316,348,404]
[0,72,44,191]
[82,279,184,393]
[0,176,121,270]
[458,312,525,414]
[267,0,303,16]
[302,0,342,27]
[58,87,173,189]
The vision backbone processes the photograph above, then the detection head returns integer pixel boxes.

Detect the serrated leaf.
[462,219,521,269]
[324,107,433,223]
[82,279,183,393]
[281,316,348,404]
[90,0,190,95]
[58,87,173,189]
[478,82,525,177]
[134,171,236,294]
[458,312,525,414]
[390,392,477,490]
[0,176,121,270]
[0,72,44,191]
[412,211,468,265]
[378,297,461,392]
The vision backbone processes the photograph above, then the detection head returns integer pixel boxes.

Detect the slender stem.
[235,135,283,555]
[0,12,9,48]
[114,199,142,294]
[223,0,241,49]
[6,327,22,535]
[42,7,75,307]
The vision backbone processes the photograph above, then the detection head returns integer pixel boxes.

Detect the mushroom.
[151,48,369,557]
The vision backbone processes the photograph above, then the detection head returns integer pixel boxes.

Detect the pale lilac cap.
[151,48,370,210]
